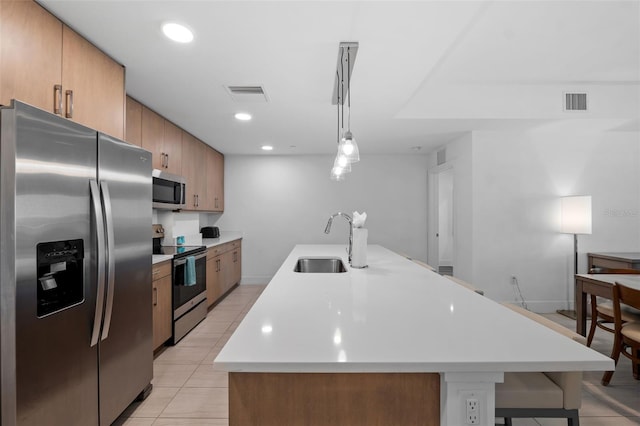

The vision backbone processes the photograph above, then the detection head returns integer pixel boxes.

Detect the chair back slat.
[616,282,640,311]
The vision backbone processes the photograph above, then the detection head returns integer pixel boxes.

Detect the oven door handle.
[173,252,207,266]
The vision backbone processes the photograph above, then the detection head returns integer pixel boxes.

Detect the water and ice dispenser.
[36,239,84,317]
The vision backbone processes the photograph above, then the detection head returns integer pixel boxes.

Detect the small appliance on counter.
[201,226,220,238]
[152,224,207,344]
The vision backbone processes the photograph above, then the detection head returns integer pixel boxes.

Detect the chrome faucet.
[325,212,353,264]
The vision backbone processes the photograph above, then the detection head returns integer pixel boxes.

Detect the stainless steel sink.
[293,257,347,273]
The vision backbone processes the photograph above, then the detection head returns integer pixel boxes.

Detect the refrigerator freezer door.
[7,102,100,425]
[97,133,153,425]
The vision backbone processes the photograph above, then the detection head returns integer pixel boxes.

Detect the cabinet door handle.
[193,194,197,207]
[196,194,199,207]
[65,90,74,118]
[153,287,158,306]
[166,153,169,168]
[216,259,220,272]
[233,251,237,262]
[54,85,63,115]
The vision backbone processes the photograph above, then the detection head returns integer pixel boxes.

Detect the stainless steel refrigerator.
[0,101,153,425]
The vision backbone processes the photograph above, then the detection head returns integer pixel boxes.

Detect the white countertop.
[215,244,613,374]
[152,232,243,264]
[202,231,243,248]
[152,254,172,264]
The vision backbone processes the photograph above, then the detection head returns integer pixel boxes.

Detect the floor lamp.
[558,195,592,319]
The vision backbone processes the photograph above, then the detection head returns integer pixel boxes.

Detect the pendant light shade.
[339,131,360,163]
[330,152,352,180]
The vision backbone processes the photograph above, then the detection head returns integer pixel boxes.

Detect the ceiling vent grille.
[225,85,269,103]
[564,93,587,111]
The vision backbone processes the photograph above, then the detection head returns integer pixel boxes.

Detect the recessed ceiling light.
[162,23,194,43]
[261,145,273,151]
[234,112,252,121]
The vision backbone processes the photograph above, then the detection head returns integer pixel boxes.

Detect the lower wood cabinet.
[152,261,172,351]
[207,240,242,307]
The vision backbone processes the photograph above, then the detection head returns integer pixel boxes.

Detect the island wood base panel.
[229,372,440,426]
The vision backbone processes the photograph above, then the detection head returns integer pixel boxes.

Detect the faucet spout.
[324,217,333,234]
[324,212,353,264]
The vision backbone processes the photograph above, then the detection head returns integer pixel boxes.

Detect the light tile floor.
[114,287,639,425]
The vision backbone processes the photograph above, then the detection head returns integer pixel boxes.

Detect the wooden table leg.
[575,277,587,336]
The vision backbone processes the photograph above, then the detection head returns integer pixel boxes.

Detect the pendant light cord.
[336,71,340,146]
[347,47,351,132]
[340,49,345,137]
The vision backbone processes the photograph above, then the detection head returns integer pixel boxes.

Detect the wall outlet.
[465,397,480,425]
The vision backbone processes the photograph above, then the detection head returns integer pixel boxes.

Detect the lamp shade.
[560,195,592,234]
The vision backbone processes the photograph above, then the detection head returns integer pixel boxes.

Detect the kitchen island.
[214,245,613,426]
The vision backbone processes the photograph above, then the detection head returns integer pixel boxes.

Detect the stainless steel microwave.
[152,169,186,210]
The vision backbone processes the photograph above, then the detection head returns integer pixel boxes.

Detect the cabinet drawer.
[207,240,241,257]
[152,260,172,280]
[207,246,221,259]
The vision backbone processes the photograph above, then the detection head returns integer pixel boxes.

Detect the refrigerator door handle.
[100,181,116,341]
[90,180,107,347]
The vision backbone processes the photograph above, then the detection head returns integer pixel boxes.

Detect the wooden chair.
[601,282,640,386]
[585,267,640,347]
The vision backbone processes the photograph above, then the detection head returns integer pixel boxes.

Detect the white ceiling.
[38,0,640,156]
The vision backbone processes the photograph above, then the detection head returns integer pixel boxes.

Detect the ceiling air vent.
[564,93,587,111]
[225,85,269,103]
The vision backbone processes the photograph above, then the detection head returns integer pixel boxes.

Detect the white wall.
[442,129,640,312]
[205,154,429,284]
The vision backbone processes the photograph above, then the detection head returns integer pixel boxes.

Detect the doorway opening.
[428,166,454,275]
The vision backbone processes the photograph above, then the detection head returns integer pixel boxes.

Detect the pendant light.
[331,73,351,180]
[339,46,360,163]
[330,42,359,180]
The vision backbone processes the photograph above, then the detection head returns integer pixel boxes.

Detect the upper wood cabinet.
[61,26,125,139]
[141,106,164,169]
[141,106,182,175]
[131,99,224,212]
[125,96,143,147]
[0,0,62,113]
[163,120,183,175]
[206,148,225,212]
[182,131,207,210]
[0,1,125,138]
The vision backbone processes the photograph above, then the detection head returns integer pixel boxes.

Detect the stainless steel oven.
[171,247,207,343]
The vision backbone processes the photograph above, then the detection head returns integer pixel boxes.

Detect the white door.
[438,169,454,274]
[427,166,454,274]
